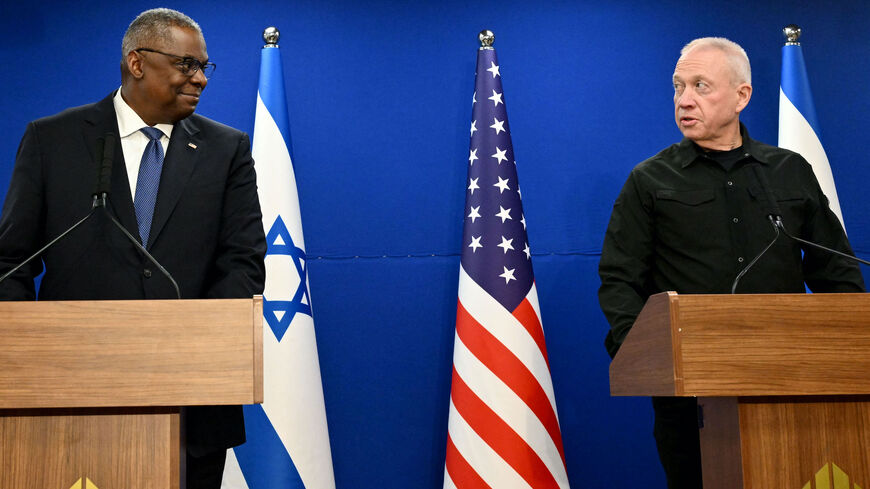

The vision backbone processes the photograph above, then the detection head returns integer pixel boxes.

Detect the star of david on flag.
[442,33,571,489]
[222,32,336,489]
[263,215,311,341]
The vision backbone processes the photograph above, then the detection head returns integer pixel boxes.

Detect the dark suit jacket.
[0,92,267,454]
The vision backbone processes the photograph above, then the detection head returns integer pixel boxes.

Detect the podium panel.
[0,298,262,489]
[610,292,870,489]
[700,396,870,489]
[0,408,180,489]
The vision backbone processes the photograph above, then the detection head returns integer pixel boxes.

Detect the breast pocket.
[653,189,721,248]
[656,189,716,206]
[773,188,807,231]
[748,186,807,226]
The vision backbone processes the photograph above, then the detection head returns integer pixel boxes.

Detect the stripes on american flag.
[443,40,570,489]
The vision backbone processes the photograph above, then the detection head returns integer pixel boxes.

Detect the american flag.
[443,37,570,489]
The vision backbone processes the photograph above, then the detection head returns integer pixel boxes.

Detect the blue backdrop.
[2,1,869,487]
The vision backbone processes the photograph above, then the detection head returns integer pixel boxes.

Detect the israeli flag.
[222,36,336,489]
[779,37,845,228]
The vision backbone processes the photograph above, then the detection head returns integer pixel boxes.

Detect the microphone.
[752,164,784,229]
[731,164,782,293]
[732,163,870,293]
[98,206,182,299]
[0,132,182,299]
[0,134,111,286]
[777,220,870,268]
[89,132,181,298]
[753,163,870,267]
[92,133,115,206]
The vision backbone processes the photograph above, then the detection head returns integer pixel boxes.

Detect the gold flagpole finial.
[783,24,801,46]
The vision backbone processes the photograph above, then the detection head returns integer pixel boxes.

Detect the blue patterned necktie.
[134,127,165,247]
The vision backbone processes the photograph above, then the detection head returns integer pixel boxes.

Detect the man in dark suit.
[0,8,266,489]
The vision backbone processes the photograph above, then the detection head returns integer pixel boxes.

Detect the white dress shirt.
[112,89,174,199]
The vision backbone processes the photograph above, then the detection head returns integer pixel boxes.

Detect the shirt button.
[726,181,734,186]
[737,257,745,263]
[732,217,739,223]
[143,269,152,278]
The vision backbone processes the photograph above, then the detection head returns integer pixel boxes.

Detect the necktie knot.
[140,126,163,141]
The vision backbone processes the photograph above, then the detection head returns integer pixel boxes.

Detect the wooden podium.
[0,298,263,489]
[610,292,870,489]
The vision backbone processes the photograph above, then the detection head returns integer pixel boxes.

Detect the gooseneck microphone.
[731,163,870,294]
[731,165,783,293]
[777,219,870,267]
[754,163,870,266]
[98,203,182,299]
[0,133,182,299]
[752,164,784,224]
[0,135,115,286]
[89,133,181,299]
[92,132,116,207]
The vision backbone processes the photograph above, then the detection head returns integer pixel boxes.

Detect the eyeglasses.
[135,48,216,79]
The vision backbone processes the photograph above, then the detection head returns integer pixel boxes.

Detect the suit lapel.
[81,93,139,238]
[149,117,201,248]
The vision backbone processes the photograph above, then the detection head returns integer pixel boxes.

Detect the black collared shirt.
[598,124,865,357]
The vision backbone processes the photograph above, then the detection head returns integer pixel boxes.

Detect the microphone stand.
[0,197,101,286]
[0,133,181,298]
[774,216,870,266]
[93,192,182,299]
[0,192,182,300]
[731,215,781,294]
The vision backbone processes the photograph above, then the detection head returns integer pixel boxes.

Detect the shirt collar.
[113,88,174,139]
[676,122,770,168]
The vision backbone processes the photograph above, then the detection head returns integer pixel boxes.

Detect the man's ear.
[736,83,752,113]
[126,50,145,79]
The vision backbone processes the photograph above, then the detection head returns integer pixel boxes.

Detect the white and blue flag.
[222,35,336,489]
[779,33,845,228]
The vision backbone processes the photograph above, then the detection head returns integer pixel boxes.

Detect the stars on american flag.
[493,176,510,193]
[488,89,503,106]
[497,236,514,254]
[467,177,479,195]
[468,235,483,253]
[468,205,481,222]
[492,147,508,164]
[490,117,506,135]
[460,53,535,309]
[499,266,516,284]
